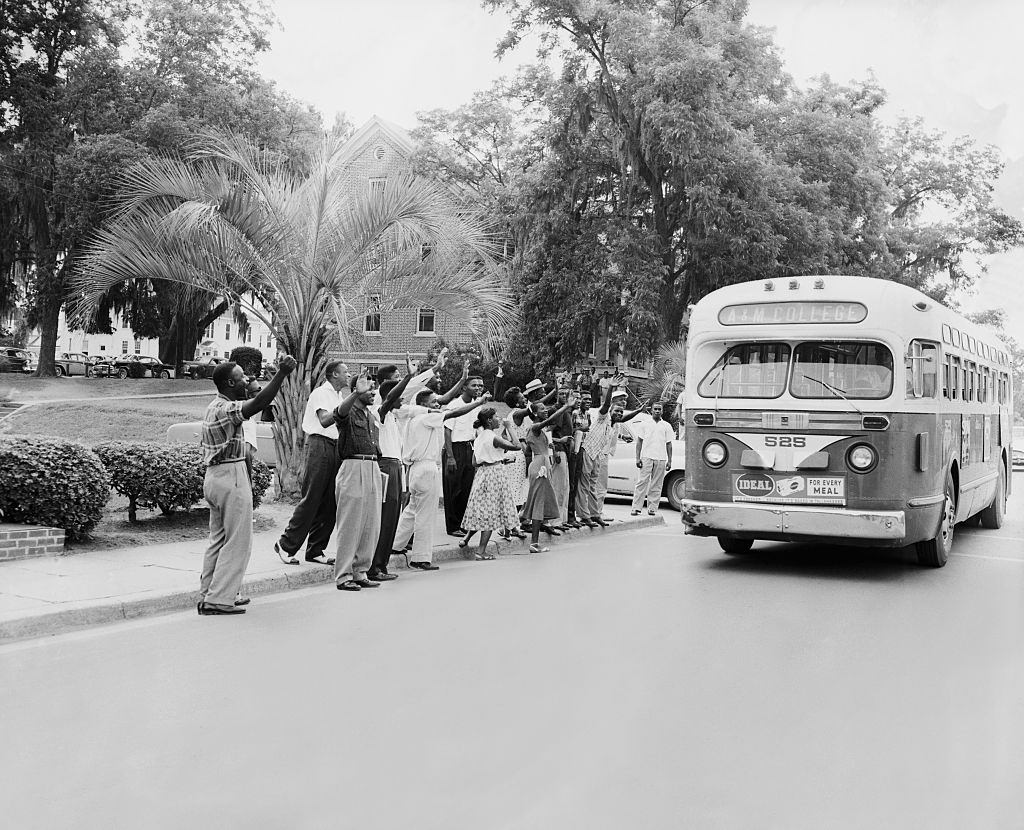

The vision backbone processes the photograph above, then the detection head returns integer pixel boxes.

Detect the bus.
[679,275,1014,567]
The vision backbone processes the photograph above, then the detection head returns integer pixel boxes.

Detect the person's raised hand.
[355,369,373,394]
[480,392,492,403]
[461,357,470,379]
[433,347,449,372]
[405,351,415,376]
[612,372,626,386]
[277,355,297,374]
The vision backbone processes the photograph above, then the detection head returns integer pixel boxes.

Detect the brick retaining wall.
[0,524,66,561]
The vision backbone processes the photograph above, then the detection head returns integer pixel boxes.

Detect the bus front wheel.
[719,535,753,555]
[916,470,955,567]
[979,464,1006,530]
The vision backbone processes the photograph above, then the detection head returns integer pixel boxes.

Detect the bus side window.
[907,341,938,398]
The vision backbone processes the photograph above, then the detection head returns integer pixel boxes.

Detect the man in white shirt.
[442,367,483,536]
[275,360,349,566]
[631,402,675,515]
[392,387,490,569]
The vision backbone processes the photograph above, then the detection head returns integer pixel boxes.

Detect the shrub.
[251,457,272,508]
[0,436,110,540]
[94,441,206,522]
[94,441,274,520]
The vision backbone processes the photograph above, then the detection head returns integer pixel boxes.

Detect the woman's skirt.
[549,450,570,523]
[522,456,560,521]
[461,464,521,531]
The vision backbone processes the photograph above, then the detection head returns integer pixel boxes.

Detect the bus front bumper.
[679,500,906,541]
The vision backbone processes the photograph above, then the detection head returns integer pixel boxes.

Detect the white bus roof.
[688,275,1011,364]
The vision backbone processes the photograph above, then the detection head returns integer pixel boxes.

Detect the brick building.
[329,116,475,377]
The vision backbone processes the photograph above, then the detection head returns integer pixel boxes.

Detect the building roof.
[336,115,417,167]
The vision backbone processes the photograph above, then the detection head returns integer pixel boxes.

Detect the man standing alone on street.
[275,360,349,566]
[199,355,296,615]
[631,402,674,516]
[442,367,482,537]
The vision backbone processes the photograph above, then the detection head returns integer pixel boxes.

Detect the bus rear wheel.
[719,535,753,555]
[916,470,955,567]
[979,464,1006,530]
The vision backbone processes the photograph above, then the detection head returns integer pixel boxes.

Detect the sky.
[256,0,1024,342]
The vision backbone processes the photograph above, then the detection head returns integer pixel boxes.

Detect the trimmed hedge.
[0,436,110,540]
[94,441,272,521]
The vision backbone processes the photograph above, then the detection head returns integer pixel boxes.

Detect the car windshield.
[791,341,893,399]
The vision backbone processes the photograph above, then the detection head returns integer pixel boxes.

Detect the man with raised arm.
[198,355,296,615]
[443,359,483,537]
[392,385,491,570]
[274,360,350,567]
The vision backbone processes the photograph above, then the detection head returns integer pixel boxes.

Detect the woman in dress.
[502,387,532,523]
[459,407,523,559]
[521,394,577,553]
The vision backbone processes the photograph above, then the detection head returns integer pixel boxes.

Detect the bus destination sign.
[719,301,867,326]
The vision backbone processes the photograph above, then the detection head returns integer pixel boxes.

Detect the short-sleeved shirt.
[377,408,403,459]
[303,381,343,439]
[334,402,380,461]
[638,419,675,462]
[400,405,446,463]
[201,396,246,466]
[581,411,619,459]
[444,397,478,442]
[473,429,506,465]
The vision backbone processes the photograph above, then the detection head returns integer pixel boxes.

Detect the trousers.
[442,441,474,533]
[566,447,582,521]
[278,434,338,560]
[575,452,610,519]
[334,459,382,584]
[550,450,570,523]
[393,460,440,563]
[200,461,253,606]
[372,457,403,574]
[632,459,668,511]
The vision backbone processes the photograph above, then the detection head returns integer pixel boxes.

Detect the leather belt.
[342,454,379,461]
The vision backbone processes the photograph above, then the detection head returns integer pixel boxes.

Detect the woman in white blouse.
[459,407,523,559]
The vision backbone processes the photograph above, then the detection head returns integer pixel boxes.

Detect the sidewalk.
[0,502,666,642]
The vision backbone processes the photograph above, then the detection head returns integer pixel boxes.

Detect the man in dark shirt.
[333,370,383,592]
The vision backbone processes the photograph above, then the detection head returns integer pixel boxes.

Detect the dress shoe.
[336,581,361,591]
[198,602,246,615]
[409,561,439,571]
[647,508,657,516]
[367,571,398,582]
[448,529,466,538]
[354,578,380,588]
[275,542,299,565]
[580,518,597,528]
[630,510,641,516]
[234,596,251,606]
[591,516,609,527]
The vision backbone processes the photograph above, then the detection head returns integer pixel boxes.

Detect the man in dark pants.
[442,365,481,537]
[367,354,418,582]
[275,360,349,566]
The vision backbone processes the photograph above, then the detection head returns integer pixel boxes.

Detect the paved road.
[3,482,1024,829]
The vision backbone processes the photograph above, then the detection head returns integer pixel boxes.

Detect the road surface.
[3,482,1024,829]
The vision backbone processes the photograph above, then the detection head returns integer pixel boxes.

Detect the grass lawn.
[1,397,210,443]
[0,372,210,403]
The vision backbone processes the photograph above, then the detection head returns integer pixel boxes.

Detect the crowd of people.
[195,349,671,615]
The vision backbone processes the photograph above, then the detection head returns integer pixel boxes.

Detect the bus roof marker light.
[764,281,775,292]
[789,280,800,290]
[913,301,929,312]
[813,279,825,290]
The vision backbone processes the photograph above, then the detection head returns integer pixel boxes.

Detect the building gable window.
[364,294,382,334]
[416,308,435,335]
[121,340,128,354]
[224,323,231,341]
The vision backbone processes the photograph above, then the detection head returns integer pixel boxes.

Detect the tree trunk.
[273,365,312,499]
[33,295,61,377]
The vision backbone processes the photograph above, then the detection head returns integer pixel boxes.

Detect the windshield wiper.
[800,374,863,415]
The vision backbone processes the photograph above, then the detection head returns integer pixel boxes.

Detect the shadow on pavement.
[701,540,921,581]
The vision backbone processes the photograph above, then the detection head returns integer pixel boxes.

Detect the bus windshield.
[697,340,894,400]
[791,341,893,400]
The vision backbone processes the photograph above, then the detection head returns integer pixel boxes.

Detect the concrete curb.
[0,515,665,643]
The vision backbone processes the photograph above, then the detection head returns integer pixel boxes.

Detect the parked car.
[167,415,278,468]
[0,347,31,373]
[95,354,176,379]
[604,413,686,510]
[1013,426,1024,473]
[54,352,103,377]
[181,356,226,380]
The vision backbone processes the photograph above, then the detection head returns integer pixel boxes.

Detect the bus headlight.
[846,444,877,473]
[703,440,728,468]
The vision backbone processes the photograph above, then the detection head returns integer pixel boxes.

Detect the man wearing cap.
[575,376,644,527]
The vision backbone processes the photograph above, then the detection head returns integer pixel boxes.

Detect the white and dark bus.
[680,276,1014,566]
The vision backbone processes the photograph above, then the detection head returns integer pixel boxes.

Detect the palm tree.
[644,340,687,421]
[68,132,516,495]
